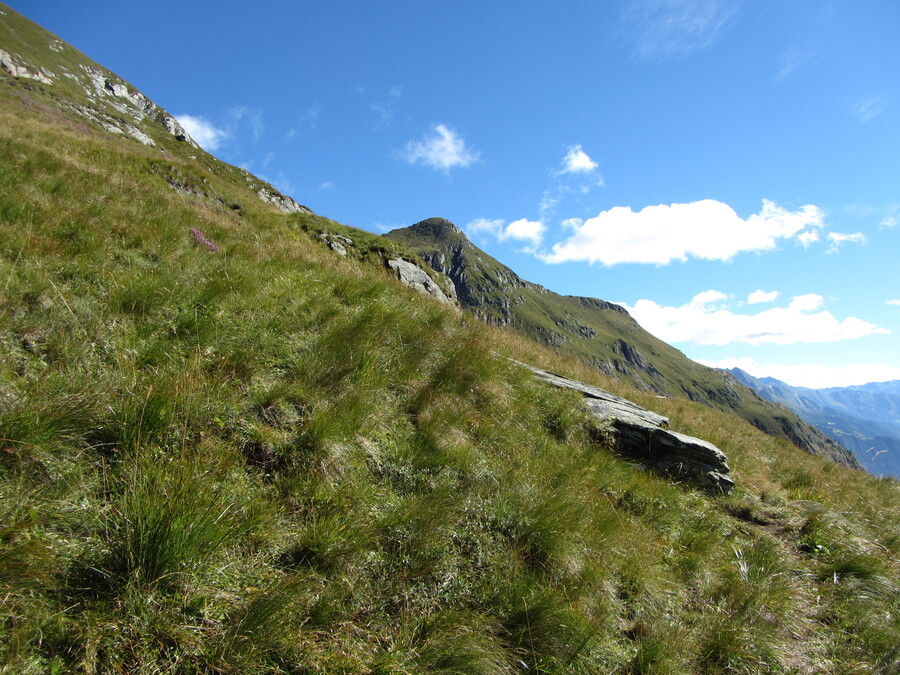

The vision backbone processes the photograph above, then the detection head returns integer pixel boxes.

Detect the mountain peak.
[404,217,467,241]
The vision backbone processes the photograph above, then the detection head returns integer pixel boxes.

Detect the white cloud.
[852,95,888,124]
[175,114,228,151]
[826,231,866,253]
[747,290,779,304]
[617,290,889,346]
[880,216,897,229]
[700,357,900,389]
[467,218,505,238]
[466,217,545,248]
[401,124,480,172]
[622,0,740,62]
[541,198,825,266]
[888,299,900,307]
[319,181,334,191]
[503,218,545,247]
[797,230,820,247]
[787,294,824,312]
[559,144,598,174]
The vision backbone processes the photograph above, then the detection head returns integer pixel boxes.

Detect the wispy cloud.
[175,114,228,151]
[887,299,900,307]
[228,105,265,142]
[299,102,321,131]
[467,217,546,249]
[370,85,403,130]
[617,290,889,347]
[774,45,821,82]
[621,0,740,62]
[540,199,825,266]
[851,94,888,124]
[400,124,480,172]
[540,145,604,219]
[880,215,898,229]
[699,357,900,389]
[826,231,865,253]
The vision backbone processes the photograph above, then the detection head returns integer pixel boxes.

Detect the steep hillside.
[385,218,858,468]
[1,6,897,673]
[730,369,900,478]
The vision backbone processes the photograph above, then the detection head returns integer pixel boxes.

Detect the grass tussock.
[0,75,897,674]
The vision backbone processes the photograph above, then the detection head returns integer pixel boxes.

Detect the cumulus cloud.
[466,217,545,248]
[881,216,898,229]
[699,357,900,389]
[888,299,900,307]
[747,290,779,304]
[826,231,866,253]
[621,0,740,62]
[401,124,480,172]
[541,199,825,266]
[504,218,546,247]
[616,290,889,346]
[559,144,598,174]
[176,114,228,151]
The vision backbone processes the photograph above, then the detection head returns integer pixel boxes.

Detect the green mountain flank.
[1,5,898,673]
[385,218,857,469]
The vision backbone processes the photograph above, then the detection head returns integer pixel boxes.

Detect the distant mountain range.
[728,369,900,477]
[384,218,857,468]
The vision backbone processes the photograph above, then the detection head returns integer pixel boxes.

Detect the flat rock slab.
[520,362,734,493]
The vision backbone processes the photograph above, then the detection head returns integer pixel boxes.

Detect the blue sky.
[13,0,900,388]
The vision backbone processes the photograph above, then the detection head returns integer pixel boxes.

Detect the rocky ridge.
[387,218,860,470]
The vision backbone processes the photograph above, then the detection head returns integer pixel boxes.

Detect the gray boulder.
[522,362,734,493]
[387,258,453,305]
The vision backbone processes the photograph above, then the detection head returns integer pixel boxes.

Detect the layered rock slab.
[522,362,734,493]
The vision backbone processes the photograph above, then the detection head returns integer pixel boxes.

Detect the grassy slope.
[1,6,898,673]
[385,220,857,468]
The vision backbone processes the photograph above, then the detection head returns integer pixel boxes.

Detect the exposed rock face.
[387,258,453,305]
[318,233,353,256]
[77,65,197,147]
[256,186,313,215]
[523,362,734,493]
[0,48,53,83]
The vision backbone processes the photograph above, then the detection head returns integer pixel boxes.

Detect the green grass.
[0,11,898,671]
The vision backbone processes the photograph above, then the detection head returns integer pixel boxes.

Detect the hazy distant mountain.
[728,369,900,477]
[385,218,857,468]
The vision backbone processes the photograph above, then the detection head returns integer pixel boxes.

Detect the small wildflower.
[190,227,220,252]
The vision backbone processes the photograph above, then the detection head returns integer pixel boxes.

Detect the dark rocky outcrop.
[521,362,734,493]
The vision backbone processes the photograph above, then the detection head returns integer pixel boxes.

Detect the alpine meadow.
[1,5,898,674]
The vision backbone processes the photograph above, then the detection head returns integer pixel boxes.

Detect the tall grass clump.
[98,450,258,591]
